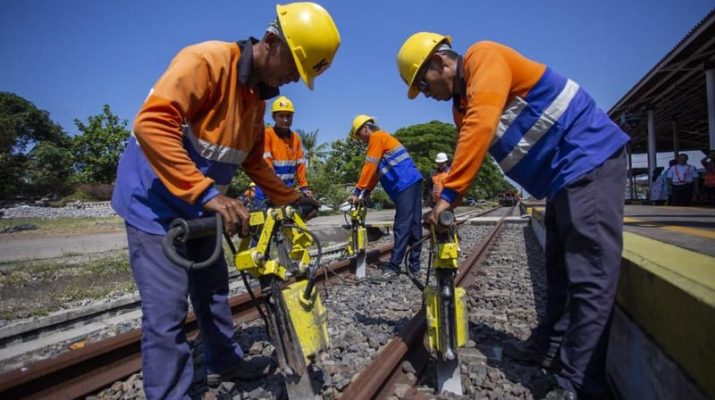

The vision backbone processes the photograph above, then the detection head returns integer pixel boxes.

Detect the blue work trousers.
[387,181,423,273]
[125,223,243,400]
[534,147,626,396]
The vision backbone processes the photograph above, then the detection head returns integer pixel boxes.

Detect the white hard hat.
[435,152,448,163]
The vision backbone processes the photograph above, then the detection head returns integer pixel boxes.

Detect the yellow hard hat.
[276,2,341,90]
[249,181,256,188]
[349,114,374,139]
[271,96,294,113]
[396,32,451,99]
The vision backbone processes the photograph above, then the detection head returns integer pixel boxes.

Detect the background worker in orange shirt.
[427,152,450,207]
[110,3,339,399]
[346,115,423,278]
[254,95,312,207]
[397,33,629,399]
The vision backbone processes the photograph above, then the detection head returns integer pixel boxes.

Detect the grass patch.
[0,216,123,236]
[0,254,135,321]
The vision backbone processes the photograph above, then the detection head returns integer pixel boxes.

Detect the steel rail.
[338,204,518,400]
[0,244,393,400]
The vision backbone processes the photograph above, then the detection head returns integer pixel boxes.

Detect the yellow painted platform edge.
[619,231,715,399]
[622,232,715,299]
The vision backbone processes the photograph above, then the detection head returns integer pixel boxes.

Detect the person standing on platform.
[701,150,715,207]
[110,3,340,398]
[396,33,629,400]
[667,153,697,206]
[254,95,312,208]
[346,115,424,277]
[428,152,450,207]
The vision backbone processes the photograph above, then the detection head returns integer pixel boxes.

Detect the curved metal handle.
[162,215,224,270]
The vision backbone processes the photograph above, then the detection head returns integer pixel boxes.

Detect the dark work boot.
[504,338,560,370]
[544,387,578,400]
[206,356,274,387]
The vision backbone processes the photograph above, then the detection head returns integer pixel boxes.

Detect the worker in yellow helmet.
[397,32,629,399]
[347,115,423,279]
[254,95,313,208]
[111,3,339,398]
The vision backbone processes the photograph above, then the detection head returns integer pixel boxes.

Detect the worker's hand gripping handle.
[438,210,455,227]
[162,215,224,270]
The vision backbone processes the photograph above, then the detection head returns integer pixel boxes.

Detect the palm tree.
[297,129,329,171]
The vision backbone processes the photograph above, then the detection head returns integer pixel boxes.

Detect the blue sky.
[1,1,712,148]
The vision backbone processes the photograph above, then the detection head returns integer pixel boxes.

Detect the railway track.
[0,206,504,399]
[338,204,518,399]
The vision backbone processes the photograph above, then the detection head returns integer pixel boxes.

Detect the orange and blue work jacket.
[353,131,422,200]
[111,40,300,234]
[443,41,629,202]
[254,127,308,202]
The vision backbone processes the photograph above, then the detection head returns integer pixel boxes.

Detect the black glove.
[292,194,320,220]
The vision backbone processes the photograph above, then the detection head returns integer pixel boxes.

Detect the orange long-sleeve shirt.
[354,131,422,199]
[263,127,308,189]
[445,41,545,201]
[132,41,300,206]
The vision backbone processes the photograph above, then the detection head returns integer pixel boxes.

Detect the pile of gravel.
[0,203,117,219]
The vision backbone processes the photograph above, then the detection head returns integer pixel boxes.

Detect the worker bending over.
[346,115,423,278]
[111,3,339,398]
[397,33,628,400]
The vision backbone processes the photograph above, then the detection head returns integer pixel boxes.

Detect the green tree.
[72,104,130,184]
[297,128,329,172]
[0,92,71,198]
[25,141,74,196]
[394,120,513,201]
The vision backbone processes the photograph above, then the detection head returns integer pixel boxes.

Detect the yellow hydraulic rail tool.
[342,198,368,278]
[163,204,327,400]
[424,210,468,395]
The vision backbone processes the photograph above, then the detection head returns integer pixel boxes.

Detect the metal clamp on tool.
[341,194,368,278]
[163,203,327,399]
[230,203,327,400]
[424,210,468,395]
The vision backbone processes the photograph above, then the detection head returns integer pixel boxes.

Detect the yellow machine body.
[234,207,314,279]
[434,241,459,269]
[424,286,468,353]
[282,280,330,361]
[346,205,368,256]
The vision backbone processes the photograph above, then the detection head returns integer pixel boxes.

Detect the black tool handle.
[438,210,455,227]
[162,215,223,270]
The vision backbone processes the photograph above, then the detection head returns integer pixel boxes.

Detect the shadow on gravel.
[354,313,410,334]
[522,225,548,326]
[471,321,554,399]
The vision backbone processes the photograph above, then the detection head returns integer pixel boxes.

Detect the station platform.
[623,205,715,257]
[527,204,715,399]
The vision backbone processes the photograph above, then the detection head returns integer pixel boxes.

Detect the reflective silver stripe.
[273,160,297,167]
[263,152,272,159]
[386,152,409,167]
[492,97,528,145]
[296,158,306,164]
[215,184,230,194]
[183,125,247,165]
[384,145,405,157]
[378,152,410,175]
[499,80,580,172]
[365,156,379,164]
[277,173,295,180]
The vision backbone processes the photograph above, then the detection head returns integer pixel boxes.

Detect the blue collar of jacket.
[452,55,466,113]
[236,38,280,100]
